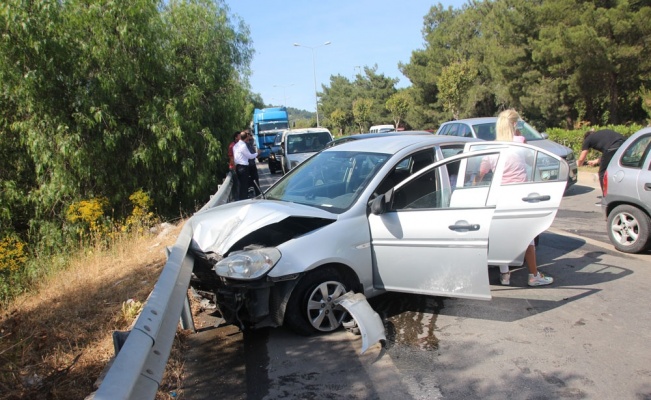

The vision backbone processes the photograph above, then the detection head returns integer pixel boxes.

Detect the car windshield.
[516,121,545,141]
[259,121,289,131]
[265,150,390,213]
[287,132,332,153]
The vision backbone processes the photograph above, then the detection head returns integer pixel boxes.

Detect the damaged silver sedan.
[189,136,568,337]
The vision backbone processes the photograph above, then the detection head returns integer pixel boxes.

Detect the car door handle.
[522,194,551,203]
[645,183,651,191]
[448,222,480,232]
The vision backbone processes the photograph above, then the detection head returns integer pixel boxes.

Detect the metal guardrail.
[90,173,233,400]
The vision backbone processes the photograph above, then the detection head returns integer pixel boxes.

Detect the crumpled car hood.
[190,199,336,257]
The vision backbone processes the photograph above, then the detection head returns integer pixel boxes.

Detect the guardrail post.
[180,294,195,332]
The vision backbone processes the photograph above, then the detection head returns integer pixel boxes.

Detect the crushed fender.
[335,292,386,354]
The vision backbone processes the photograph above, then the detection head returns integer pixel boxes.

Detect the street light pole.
[293,41,331,127]
[273,83,294,107]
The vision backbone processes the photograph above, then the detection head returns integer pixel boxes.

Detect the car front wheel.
[607,204,651,253]
[285,268,349,336]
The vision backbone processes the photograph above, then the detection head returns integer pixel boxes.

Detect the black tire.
[607,204,651,253]
[269,164,276,174]
[284,268,349,336]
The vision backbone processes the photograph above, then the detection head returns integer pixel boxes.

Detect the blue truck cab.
[252,107,290,160]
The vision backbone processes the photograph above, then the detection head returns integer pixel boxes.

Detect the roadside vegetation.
[0,207,186,399]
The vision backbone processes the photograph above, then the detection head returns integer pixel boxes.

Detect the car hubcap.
[306,281,347,332]
[611,212,639,246]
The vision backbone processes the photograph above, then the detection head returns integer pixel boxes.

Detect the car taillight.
[603,171,608,196]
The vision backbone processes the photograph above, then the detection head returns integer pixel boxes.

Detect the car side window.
[391,154,494,210]
[620,135,651,169]
[458,124,472,138]
[464,144,563,185]
[440,145,464,159]
[474,124,496,141]
[438,124,451,135]
[375,149,435,195]
[447,124,459,137]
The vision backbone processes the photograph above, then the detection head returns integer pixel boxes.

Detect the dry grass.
[0,220,188,400]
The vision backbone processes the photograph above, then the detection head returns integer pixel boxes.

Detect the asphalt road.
[181,164,651,400]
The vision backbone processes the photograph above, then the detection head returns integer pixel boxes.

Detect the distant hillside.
[286,106,314,121]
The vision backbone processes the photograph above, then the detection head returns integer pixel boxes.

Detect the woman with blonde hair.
[494,109,553,287]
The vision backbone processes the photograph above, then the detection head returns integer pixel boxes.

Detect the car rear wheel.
[607,205,651,253]
[285,268,349,336]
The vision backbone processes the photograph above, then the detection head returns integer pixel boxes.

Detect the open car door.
[463,142,569,266]
[367,149,505,301]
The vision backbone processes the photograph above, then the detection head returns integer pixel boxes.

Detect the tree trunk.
[608,71,619,124]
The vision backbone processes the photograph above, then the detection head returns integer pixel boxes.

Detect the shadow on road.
[563,183,597,197]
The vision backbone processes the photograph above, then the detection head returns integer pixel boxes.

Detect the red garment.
[228,140,238,169]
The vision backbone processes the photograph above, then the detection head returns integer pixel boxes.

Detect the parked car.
[602,127,651,253]
[189,135,569,335]
[369,124,395,133]
[436,117,578,187]
[267,132,284,174]
[280,128,333,174]
[325,131,433,148]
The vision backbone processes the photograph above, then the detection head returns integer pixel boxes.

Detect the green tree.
[0,0,253,252]
[531,0,651,126]
[352,98,373,133]
[640,85,651,125]
[320,75,356,134]
[320,66,399,134]
[385,91,413,130]
[437,60,478,120]
[329,109,349,136]
[353,65,399,124]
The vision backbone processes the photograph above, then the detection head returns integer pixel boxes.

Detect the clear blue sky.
[226,0,468,113]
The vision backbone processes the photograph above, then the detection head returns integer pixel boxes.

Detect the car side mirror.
[370,196,385,215]
[370,189,393,215]
[540,132,549,139]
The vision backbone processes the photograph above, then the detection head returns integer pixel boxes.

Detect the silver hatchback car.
[602,127,651,253]
[189,135,568,336]
[436,117,578,187]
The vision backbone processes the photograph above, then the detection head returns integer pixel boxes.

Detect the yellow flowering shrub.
[66,197,109,237]
[124,190,157,232]
[0,236,28,273]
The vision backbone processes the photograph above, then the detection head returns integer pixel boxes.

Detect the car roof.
[326,131,432,147]
[441,117,497,125]
[323,134,479,154]
[285,128,331,136]
[624,126,651,141]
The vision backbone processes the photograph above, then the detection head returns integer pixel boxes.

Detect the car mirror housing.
[370,195,385,215]
[370,189,393,215]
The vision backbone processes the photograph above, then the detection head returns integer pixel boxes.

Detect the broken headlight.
[213,248,281,280]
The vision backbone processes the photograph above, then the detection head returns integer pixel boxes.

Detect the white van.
[280,128,333,174]
[369,124,395,133]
